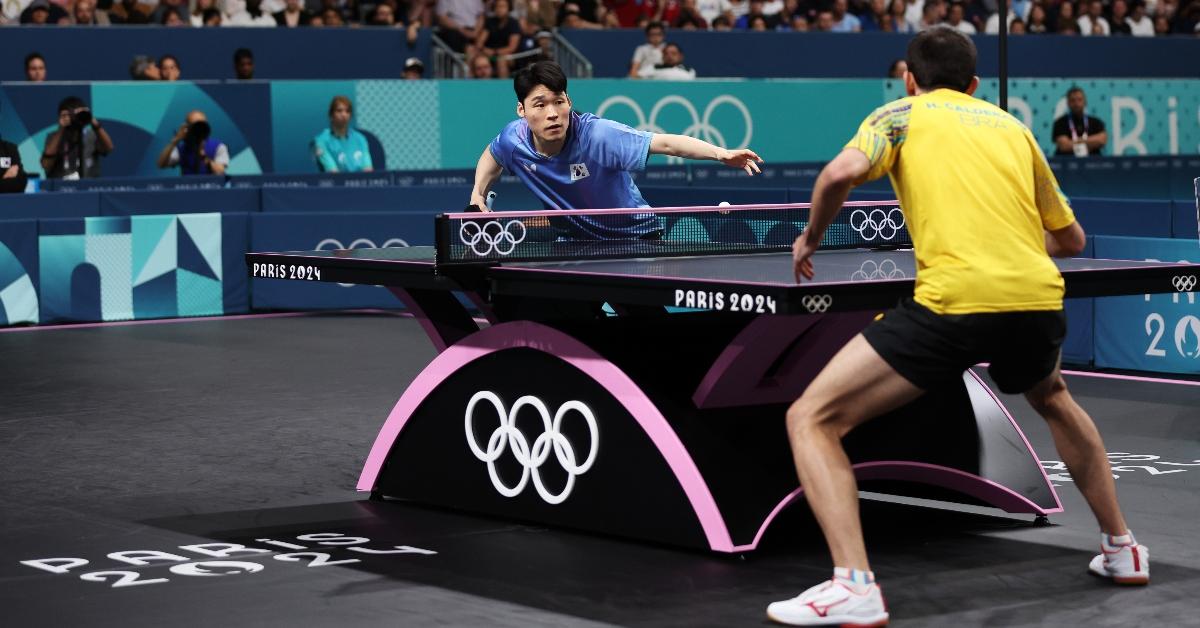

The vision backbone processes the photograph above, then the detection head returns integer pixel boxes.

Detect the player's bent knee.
[785,398,847,439]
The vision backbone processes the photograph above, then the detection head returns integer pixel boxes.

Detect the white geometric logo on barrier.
[1175,316,1200,359]
[464,391,599,505]
[849,207,905,242]
[1173,275,1197,292]
[595,95,753,164]
[315,237,410,287]
[459,220,527,257]
[850,259,908,281]
[801,294,833,313]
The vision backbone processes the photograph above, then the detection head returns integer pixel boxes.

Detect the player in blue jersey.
[470,61,763,239]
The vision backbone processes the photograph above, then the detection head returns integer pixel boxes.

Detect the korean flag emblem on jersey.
[0,157,10,169]
[570,163,590,181]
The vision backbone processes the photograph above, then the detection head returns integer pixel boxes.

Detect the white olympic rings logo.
[849,208,905,242]
[460,220,527,257]
[1173,275,1197,292]
[315,237,410,287]
[801,294,833,313]
[595,95,753,164]
[850,259,908,282]
[464,391,599,505]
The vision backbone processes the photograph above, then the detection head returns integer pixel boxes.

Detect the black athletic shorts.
[862,298,1066,395]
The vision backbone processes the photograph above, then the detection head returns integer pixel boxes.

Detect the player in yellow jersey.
[767,27,1148,627]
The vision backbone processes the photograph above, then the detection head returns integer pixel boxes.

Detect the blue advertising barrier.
[45,175,226,193]
[99,189,261,216]
[1,193,100,220]
[37,212,248,324]
[1071,198,1174,238]
[1173,198,1199,239]
[249,211,435,310]
[639,186,790,208]
[0,219,40,325]
[1062,239,1096,366]
[1093,236,1199,374]
[230,171,394,189]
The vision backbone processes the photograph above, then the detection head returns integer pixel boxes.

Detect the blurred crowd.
[1,0,1194,35]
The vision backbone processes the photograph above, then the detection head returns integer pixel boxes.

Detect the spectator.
[312,96,373,172]
[472,0,522,77]
[726,0,750,19]
[403,56,425,79]
[152,0,189,24]
[191,0,217,25]
[884,0,915,31]
[916,0,942,29]
[1107,0,1131,34]
[514,29,554,71]
[747,12,767,27]
[695,0,732,24]
[157,110,229,175]
[1025,3,1048,32]
[814,8,834,29]
[1128,2,1154,35]
[1009,16,1024,32]
[129,55,161,80]
[1151,13,1169,34]
[1053,86,1107,156]
[628,21,665,78]
[946,1,975,32]
[437,0,485,53]
[162,9,187,24]
[368,2,396,24]
[1052,0,1073,30]
[202,7,222,23]
[673,0,708,27]
[233,48,256,80]
[20,0,62,24]
[470,53,496,78]
[109,0,154,23]
[557,1,610,27]
[70,0,110,24]
[1077,0,1110,34]
[985,0,1016,32]
[887,58,907,78]
[227,0,276,24]
[736,0,778,28]
[829,0,860,30]
[42,96,114,180]
[789,12,808,29]
[1,104,27,194]
[160,55,182,81]
[24,53,47,83]
[711,13,733,28]
[319,6,343,23]
[637,42,696,79]
[860,0,889,30]
[275,0,312,24]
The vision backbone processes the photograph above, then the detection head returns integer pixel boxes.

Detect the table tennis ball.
[718,201,730,207]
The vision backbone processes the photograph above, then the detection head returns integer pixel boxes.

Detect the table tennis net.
[435,201,911,265]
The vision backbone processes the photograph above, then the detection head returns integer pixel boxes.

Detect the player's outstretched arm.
[471,147,503,211]
[793,149,871,282]
[649,134,763,176]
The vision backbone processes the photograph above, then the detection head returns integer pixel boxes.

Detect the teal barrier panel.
[0,219,39,325]
[1093,236,1199,374]
[37,212,248,323]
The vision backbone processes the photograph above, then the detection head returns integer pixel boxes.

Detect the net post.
[434,214,451,266]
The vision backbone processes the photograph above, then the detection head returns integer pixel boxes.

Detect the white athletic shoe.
[767,579,889,627]
[1089,535,1150,585]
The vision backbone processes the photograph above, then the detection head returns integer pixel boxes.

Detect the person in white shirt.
[629,21,665,78]
[1127,2,1154,35]
[946,2,974,32]
[637,43,696,80]
[1076,0,1110,35]
[903,0,924,26]
[225,0,276,25]
[985,0,1017,32]
[695,0,732,22]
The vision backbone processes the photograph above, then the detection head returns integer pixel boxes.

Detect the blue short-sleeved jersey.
[313,128,373,173]
[489,111,658,239]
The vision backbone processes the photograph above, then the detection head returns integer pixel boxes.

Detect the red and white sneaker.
[767,579,889,627]
[1089,534,1149,585]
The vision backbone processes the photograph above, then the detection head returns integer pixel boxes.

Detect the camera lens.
[73,110,92,127]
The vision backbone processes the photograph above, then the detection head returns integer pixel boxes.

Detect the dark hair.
[645,20,664,33]
[160,54,180,68]
[905,26,976,92]
[513,61,568,103]
[233,48,254,64]
[664,41,683,54]
[887,58,906,77]
[25,52,44,69]
[328,95,353,117]
[1066,86,1084,98]
[58,96,86,114]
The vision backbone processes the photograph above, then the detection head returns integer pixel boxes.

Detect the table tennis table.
[247,202,1200,553]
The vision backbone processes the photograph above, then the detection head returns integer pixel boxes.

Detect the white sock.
[1105,531,1135,547]
[833,566,875,594]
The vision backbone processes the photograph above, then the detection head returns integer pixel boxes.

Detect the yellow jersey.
[845,88,1076,314]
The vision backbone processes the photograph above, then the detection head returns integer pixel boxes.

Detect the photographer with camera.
[41,96,114,180]
[156,110,229,176]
